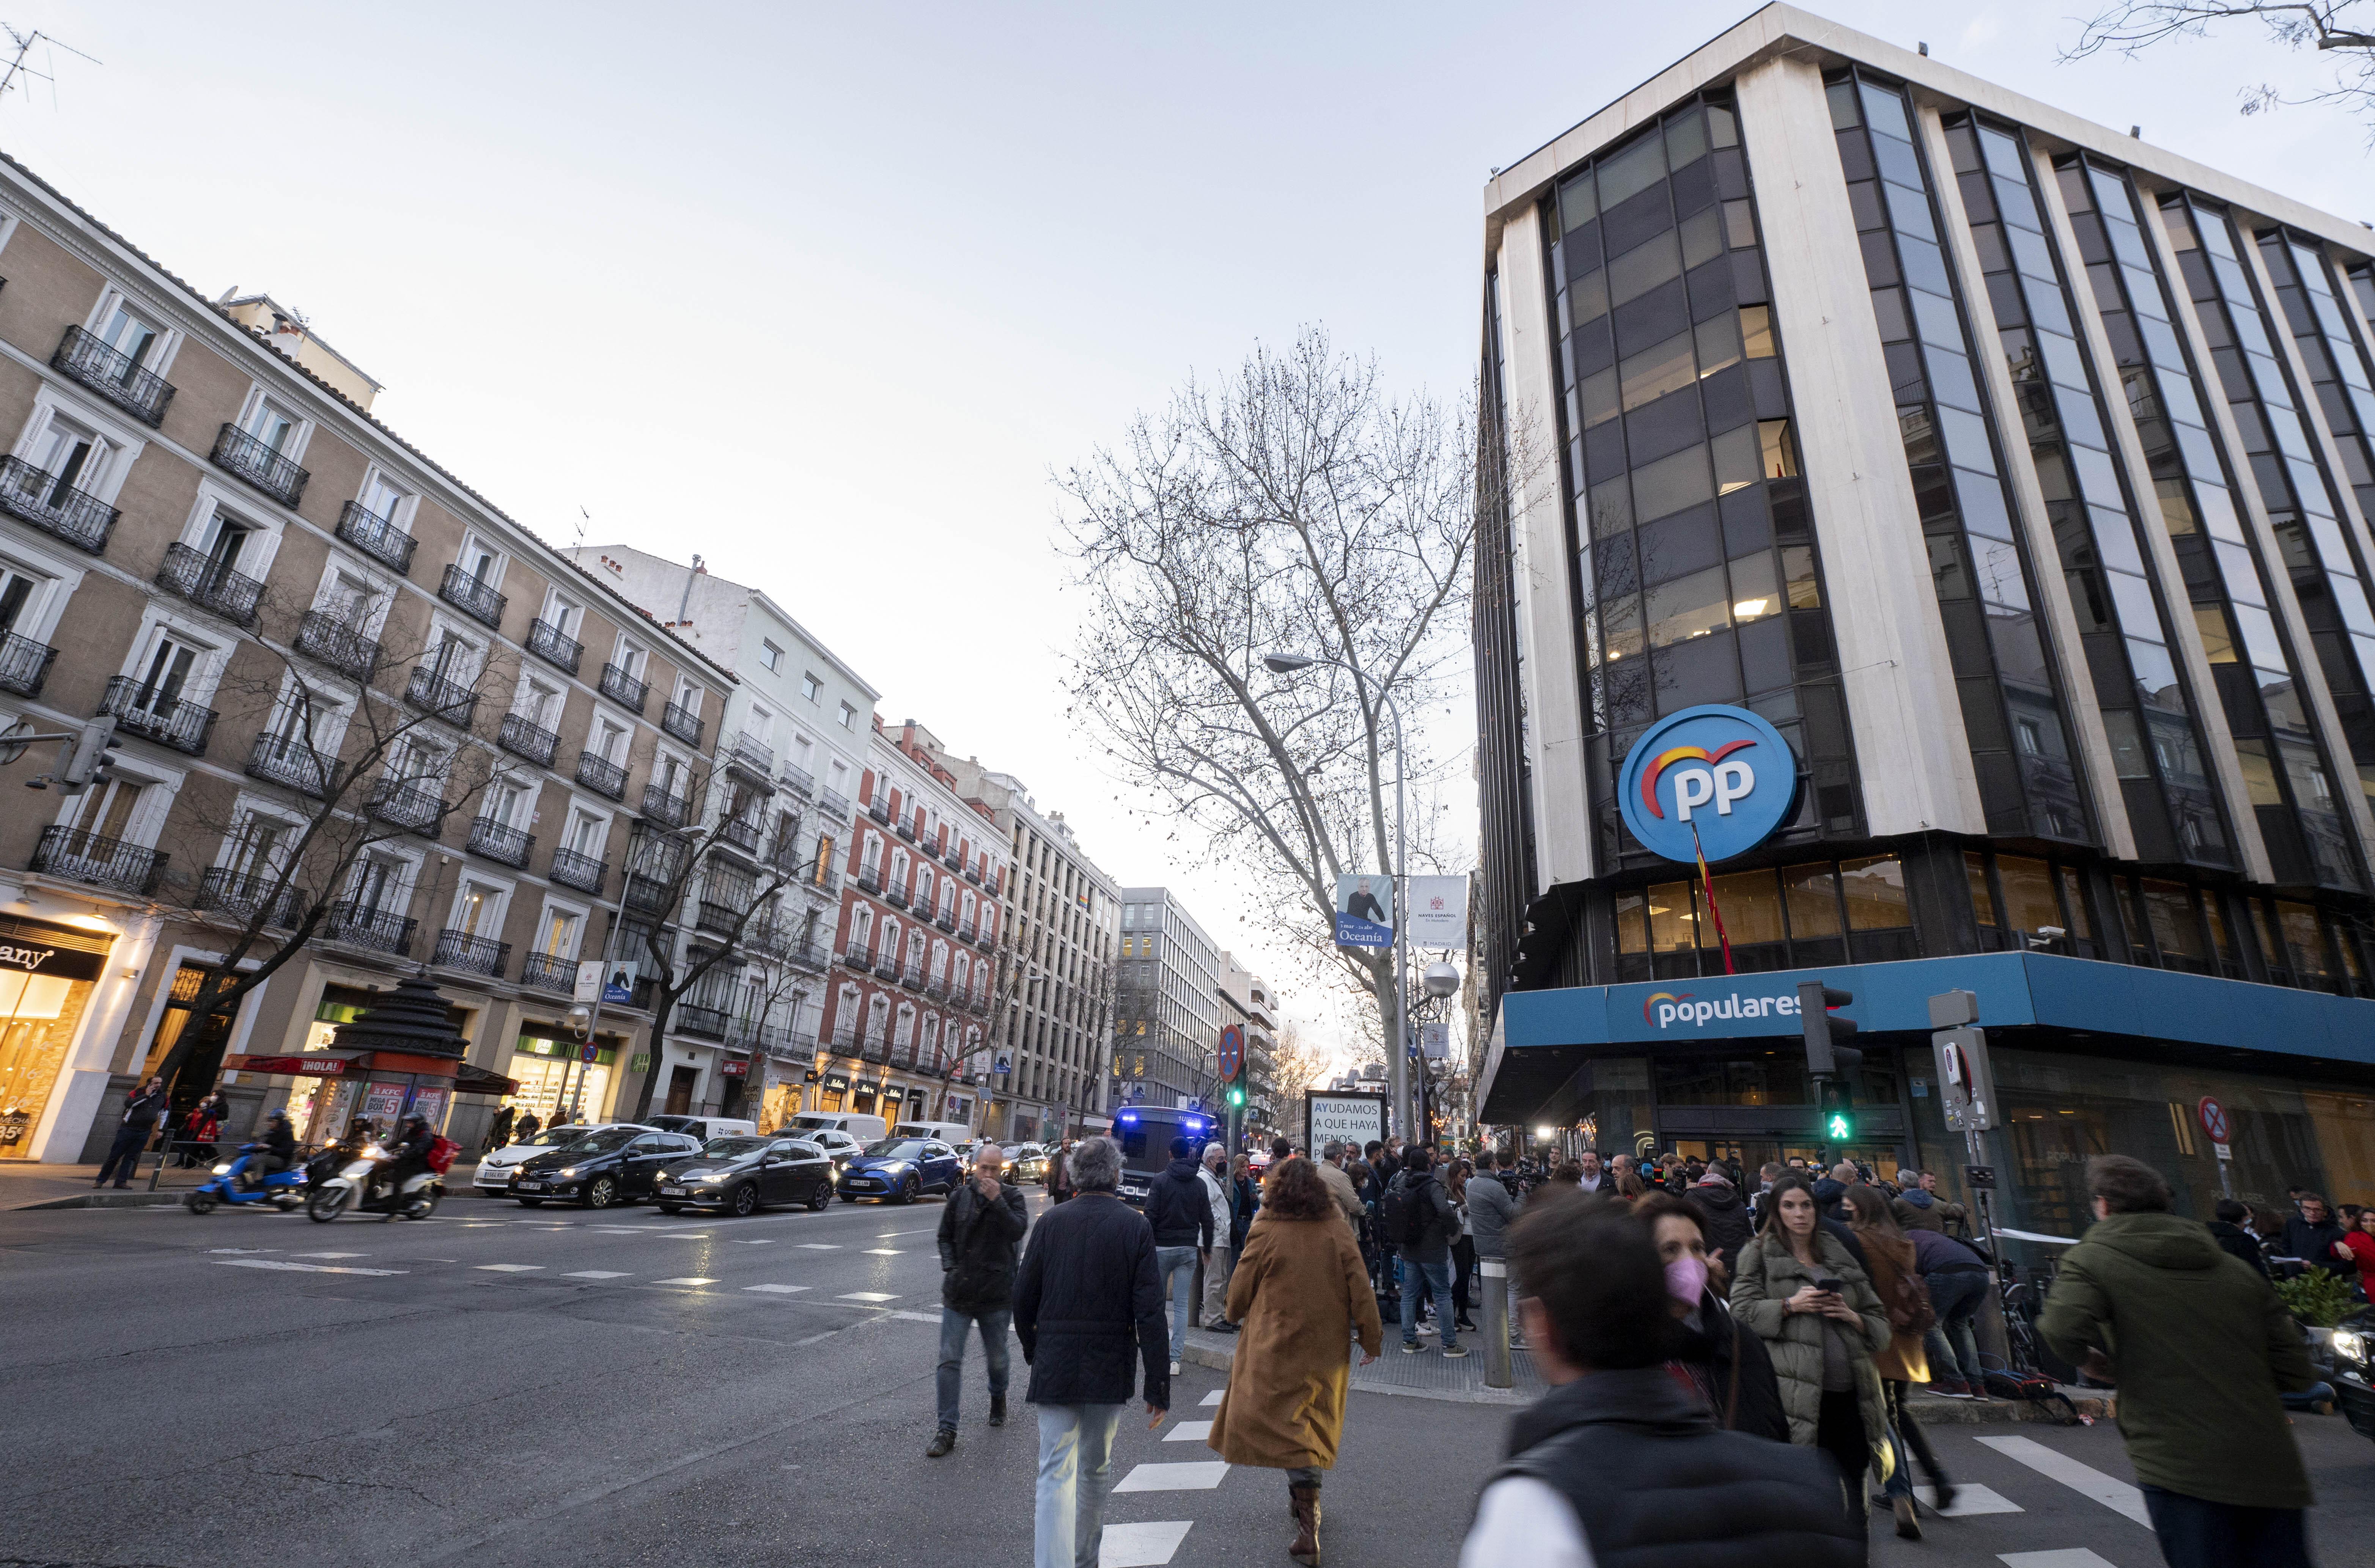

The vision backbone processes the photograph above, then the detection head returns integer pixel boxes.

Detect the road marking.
[1097,1521,1193,1566]
[476,1264,544,1273]
[796,1243,841,1250]
[1918,1482,2022,1517]
[1997,1552,2121,1568]
[889,1310,939,1323]
[207,1247,278,1254]
[744,1284,811,1294]
[215,1258,406,1276]
[863,1248,903,1256]
[288,1251,365,1258]
[654,1276,717,1287]
[837,1291,897,1302]
[1198,1389,1224,1407]
[1112,1461,1228,1493]
[460,1222,506,1229]
[563,1270,630,1279]
[1975,1436,2151,1526]
[590,1226,647,1234]
[733,1239,775,1245]
[879,1229,933,1236]
[1162,1421,1213,1442]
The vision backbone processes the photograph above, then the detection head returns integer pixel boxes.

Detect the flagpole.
[1689,822,1735,975]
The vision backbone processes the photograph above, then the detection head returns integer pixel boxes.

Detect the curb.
[16,1190,191,1210]
[1907,1392,2113,1425]
[1179,1342,1533,1406]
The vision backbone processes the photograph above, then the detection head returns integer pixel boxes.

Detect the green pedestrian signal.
[1227,1083,1246,1109]
[1818,1077,1855,1143]
[1826,1111,1852,1140]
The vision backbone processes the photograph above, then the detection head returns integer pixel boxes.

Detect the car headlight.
[2334,1328,2364,1365]
[558,1167,579,1179]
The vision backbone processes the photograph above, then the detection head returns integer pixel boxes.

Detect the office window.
[761,640,784,673]
[802,672,823,702]
[838,700,857,729]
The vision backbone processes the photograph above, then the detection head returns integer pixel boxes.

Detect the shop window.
[2141,880,2210,974]
[2276,901,2334,989]
[1706,869,1784,946]
[1995,855,2059,938]
[1646,881,1698,953]
[1964,852,2003,944]
[1839,856,1909,929]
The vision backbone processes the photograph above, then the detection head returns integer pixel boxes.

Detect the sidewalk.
[1179,1322,1549,1406]
[3,1156,486,1209]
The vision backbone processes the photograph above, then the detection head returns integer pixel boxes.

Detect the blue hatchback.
[836,1138,961,1204]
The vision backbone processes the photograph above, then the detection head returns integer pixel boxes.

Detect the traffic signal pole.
[1796,980,1861,1153]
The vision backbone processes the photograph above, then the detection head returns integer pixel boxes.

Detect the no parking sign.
[2197,1096,2231,1160]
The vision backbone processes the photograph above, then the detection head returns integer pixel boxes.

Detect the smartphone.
[1812,1276,1843,1295]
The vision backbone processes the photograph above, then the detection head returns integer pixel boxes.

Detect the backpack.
[1882,1262,1936,1335]
[425,1136,460,1175]
[1380,1174,1427,1246]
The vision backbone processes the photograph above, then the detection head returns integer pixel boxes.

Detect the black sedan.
[509,1128,703,1208]
[653,1136,835,1216]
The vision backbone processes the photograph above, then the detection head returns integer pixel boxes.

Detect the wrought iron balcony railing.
[856,865,883,896]
[766,833,803,875]
[322,901,415,955]
[527,617,583,675]
[405,665,479,728]
[841,941,876,970]
[549,846,606,895]
[0,631,57,698]
[210,423,308,507]
[246,731,333,798]
[661,700,704,748]
[295,610,381,681]
[521,952,577,995]
[432,929,509,978]
[53,325,173,426]
[370,776,446,835]
[964,863,981,884]
[942,844,965,870]
[718,815,762,855]
[337,499,416,573]
[100,675,215,755]
[884,875,910,908]
[723,730,773,781]
[157,542,263,626]
[901,963,927,991]
[624,871,673,914]
[438,563,505,629]
[780,763,814,796]
[873,952,902,982]
[696,899,739,937]
[33,825,165,894]
[819,789,850,819]
[895,817,916,842]
[0,454,118,553]
[829,1020,862,1053]
[677,1000,730,1041]
[640,782,689,827]
[958,921,978,943]
[599,661,648,713]
[197,866,302,928]
[467,814,534,868]
[934,909,957,934]
[576,750,628,800]
[498,712,559,767]
[867,798,890,824]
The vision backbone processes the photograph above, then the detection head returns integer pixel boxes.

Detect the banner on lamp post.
[1406,876,1468,947]
[1333,874,1394,947]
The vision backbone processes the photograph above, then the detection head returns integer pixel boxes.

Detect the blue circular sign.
[1616,704,1800,863]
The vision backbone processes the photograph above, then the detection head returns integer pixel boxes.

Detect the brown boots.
[1288,1483,1322,1564]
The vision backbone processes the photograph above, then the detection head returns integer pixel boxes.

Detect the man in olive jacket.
[928,1143,1029,1455]
[2041,1155,2317,1568]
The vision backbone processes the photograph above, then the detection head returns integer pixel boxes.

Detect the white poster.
[1305,1091,1387,1151]
[1406,875,1469,947]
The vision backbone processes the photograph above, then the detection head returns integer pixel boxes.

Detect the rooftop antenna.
[0,26,100,105]
[574,505,590,549]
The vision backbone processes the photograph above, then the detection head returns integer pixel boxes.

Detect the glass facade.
[1829,74,2091,842]
[1548,93,1865,868]
[1942,114,2229,867]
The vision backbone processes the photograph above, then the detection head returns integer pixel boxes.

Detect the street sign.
[2197,1096,2230,1144]
[581,1039,599,1063]
[0,718,34,767]
[1930,1024,1998,1131]
[1217,1023,1244,1081]
[1333,874,1394,947]
[573,960,604,1004]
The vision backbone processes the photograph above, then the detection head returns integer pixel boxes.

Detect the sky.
[2,1,2365,1068]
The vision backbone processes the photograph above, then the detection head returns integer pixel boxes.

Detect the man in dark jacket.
[240,1109,298,1191]
[1460,1192,1861,1566]
[1685,1169,1754,1267]
[1809,1160,1855,1218]
[1015,1136,1167,1568]
[1141,1135,1212,1372]
[2281,1192,2353,1279]
[1911,1226,1993,1397]
[94,1076,168,1189]
[1392,1146,1463,1357]
[1892,1169,1968,1233]
[2041,1155,2317,1568]
[928,1142,1029,1456]
[2209,1197,2271,1278]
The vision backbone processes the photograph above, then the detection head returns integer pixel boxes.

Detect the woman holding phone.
[1730,1173,1893,1524]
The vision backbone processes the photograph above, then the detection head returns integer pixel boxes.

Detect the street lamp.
[1264,648,1415,1142]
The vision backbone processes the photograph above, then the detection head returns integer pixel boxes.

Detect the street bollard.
[1480,1256,1512,1389]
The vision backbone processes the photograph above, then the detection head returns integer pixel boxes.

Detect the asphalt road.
[5,1187,2373,1568]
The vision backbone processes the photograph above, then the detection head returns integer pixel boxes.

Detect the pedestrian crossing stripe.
[215,1258,406,1277]
[1162,1421,1213,1442]
[1916,1482,2021,1516]
[1975,1436,2150,1527]
[1197,1389,1224,1407]
[564,1271,629,1279]
[476,1264,543,1272]
[1096,1521,1192,1566]
[744,1284,810,1294]
[838,1291,897,1302]
[653,1276,718,1287]
[1111,1461,1228,1493]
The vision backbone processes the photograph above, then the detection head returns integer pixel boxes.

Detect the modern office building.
[926,754,1120,1144]
[1114,886,1222,1112]
[1472,6,2375,1240]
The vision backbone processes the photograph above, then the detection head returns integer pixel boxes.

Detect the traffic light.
[59,718,118,796]
[1797,980,1862,1147]
[1819,1078,1856,1141]
[1226,1081,1246,1109]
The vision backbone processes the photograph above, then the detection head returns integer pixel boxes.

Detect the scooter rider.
[377,1112,436,1215]
[240,1109,298,1191]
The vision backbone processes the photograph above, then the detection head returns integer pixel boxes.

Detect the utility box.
[1931,1026,1998,1132]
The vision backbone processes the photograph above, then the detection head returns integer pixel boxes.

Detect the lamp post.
[1263,650,1414,1142]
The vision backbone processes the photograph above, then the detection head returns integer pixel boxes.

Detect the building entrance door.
[664,1065,697,1117]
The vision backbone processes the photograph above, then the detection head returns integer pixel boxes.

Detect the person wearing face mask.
[1634,1192,1788,1443]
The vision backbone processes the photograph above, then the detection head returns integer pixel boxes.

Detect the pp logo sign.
[1616,705,1799,864]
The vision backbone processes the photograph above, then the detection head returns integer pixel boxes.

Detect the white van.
[647,1115,757,1143]
[895,1120,981,1169]
[788,1112,887,1145]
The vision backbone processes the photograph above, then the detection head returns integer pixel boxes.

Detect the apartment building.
[1113,887,1220,1112]
[1217,951,1278,1143]
[565,544,874,1128]
[813,719,1010,1128]
[0,151,739,1161]
[927,755,1119,1143]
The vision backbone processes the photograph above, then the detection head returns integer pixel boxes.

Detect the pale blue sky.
[2,1,2362,1056]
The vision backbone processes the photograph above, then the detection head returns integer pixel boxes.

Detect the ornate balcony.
[245,732,333,798]
[640,782,689,827]
[678,1000,730,1042]
[934,909,957,934]
[336,499,416,573]
[964,864,981,885]
[100,676,215,755]
[780,763,814,796]
[467,814,534,868]
[0,454,118,553]
[624,870,674,915]
[841,941,876,970]
[942,844,965,870]
[867,798,890,824]
[696,897,739,937]
[439,562,505,629]
[295,610,381,681]
[197,866,302,927]
[901,962,928,991]
[895,816,916,843]
[718,815,762,856]
[322,901,415,955]
[576,750,629,800]
[856,865,883,896]
[53,325,173,426]
[549,846,606,895]
[599,661,648,713]
[33,825,165,894]
[661,700,704,748]
[210,423,308,507]
[521,952,577,995]
[405,665,479,728]
[0,631,58,698]
[722,730,774,786]
[828,1020,862,1053]
[157,542,263,627]
[527,617,583,675]
[432,929,509,978]
[497,712,559,767]
[819,789,850,819]
[370,776,446,835]
[873,952,901,982]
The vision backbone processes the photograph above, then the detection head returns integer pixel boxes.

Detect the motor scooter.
[306,1144,441,1222]
[184,1147,308,1214]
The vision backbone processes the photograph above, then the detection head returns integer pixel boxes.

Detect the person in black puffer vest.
[1460,1188,1864,1568]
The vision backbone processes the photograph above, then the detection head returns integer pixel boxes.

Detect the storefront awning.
[456,1062,519,1098]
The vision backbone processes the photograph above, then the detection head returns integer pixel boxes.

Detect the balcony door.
[96,302,160,371]
[359,471,409,529]
[453,883,503,940]
[28,415,108,495]
[242,399,297,456]
[131,635,201,718]
[61,776,143,850]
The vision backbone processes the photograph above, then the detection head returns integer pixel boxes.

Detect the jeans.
[1035,1402,1123,1568]
[935,1305,1010,1430]
[1922,1269,1988,1386]
[1156,1245,1198,1361]
[1398,1254,1456,1350]
[2139,1484,2311,1568]
[95,1125,149,1186]
[1202,1244,1233,1326]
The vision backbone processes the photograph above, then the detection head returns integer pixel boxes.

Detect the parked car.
[509,1128,702,1208]
[2332,1306,2375,1442]
[784,1112,887,1145]
[836,1138,962,1203]
[654,1136,835,1216]
[646,1115,758,1142]
[473,1122,654,1196]
[790,1126,868,1171]
[1010,1144,1049,1183]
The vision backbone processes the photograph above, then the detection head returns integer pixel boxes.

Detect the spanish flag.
[1691,821,1734,975]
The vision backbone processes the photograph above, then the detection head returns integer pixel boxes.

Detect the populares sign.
[1615,704,1799,864]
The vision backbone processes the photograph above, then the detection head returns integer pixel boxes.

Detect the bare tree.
[1265,1020,1332,1147]
[1059,325,1504,1054]
[2067,2,2375,131]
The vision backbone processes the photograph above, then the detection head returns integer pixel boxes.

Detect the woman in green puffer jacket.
[1730,1174,1893,1522]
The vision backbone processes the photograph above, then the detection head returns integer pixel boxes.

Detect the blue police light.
[1118,1112,1139,1123]
[1615,704,1800,864]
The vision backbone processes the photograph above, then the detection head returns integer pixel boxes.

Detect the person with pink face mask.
[1634,1192,1788,1443]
